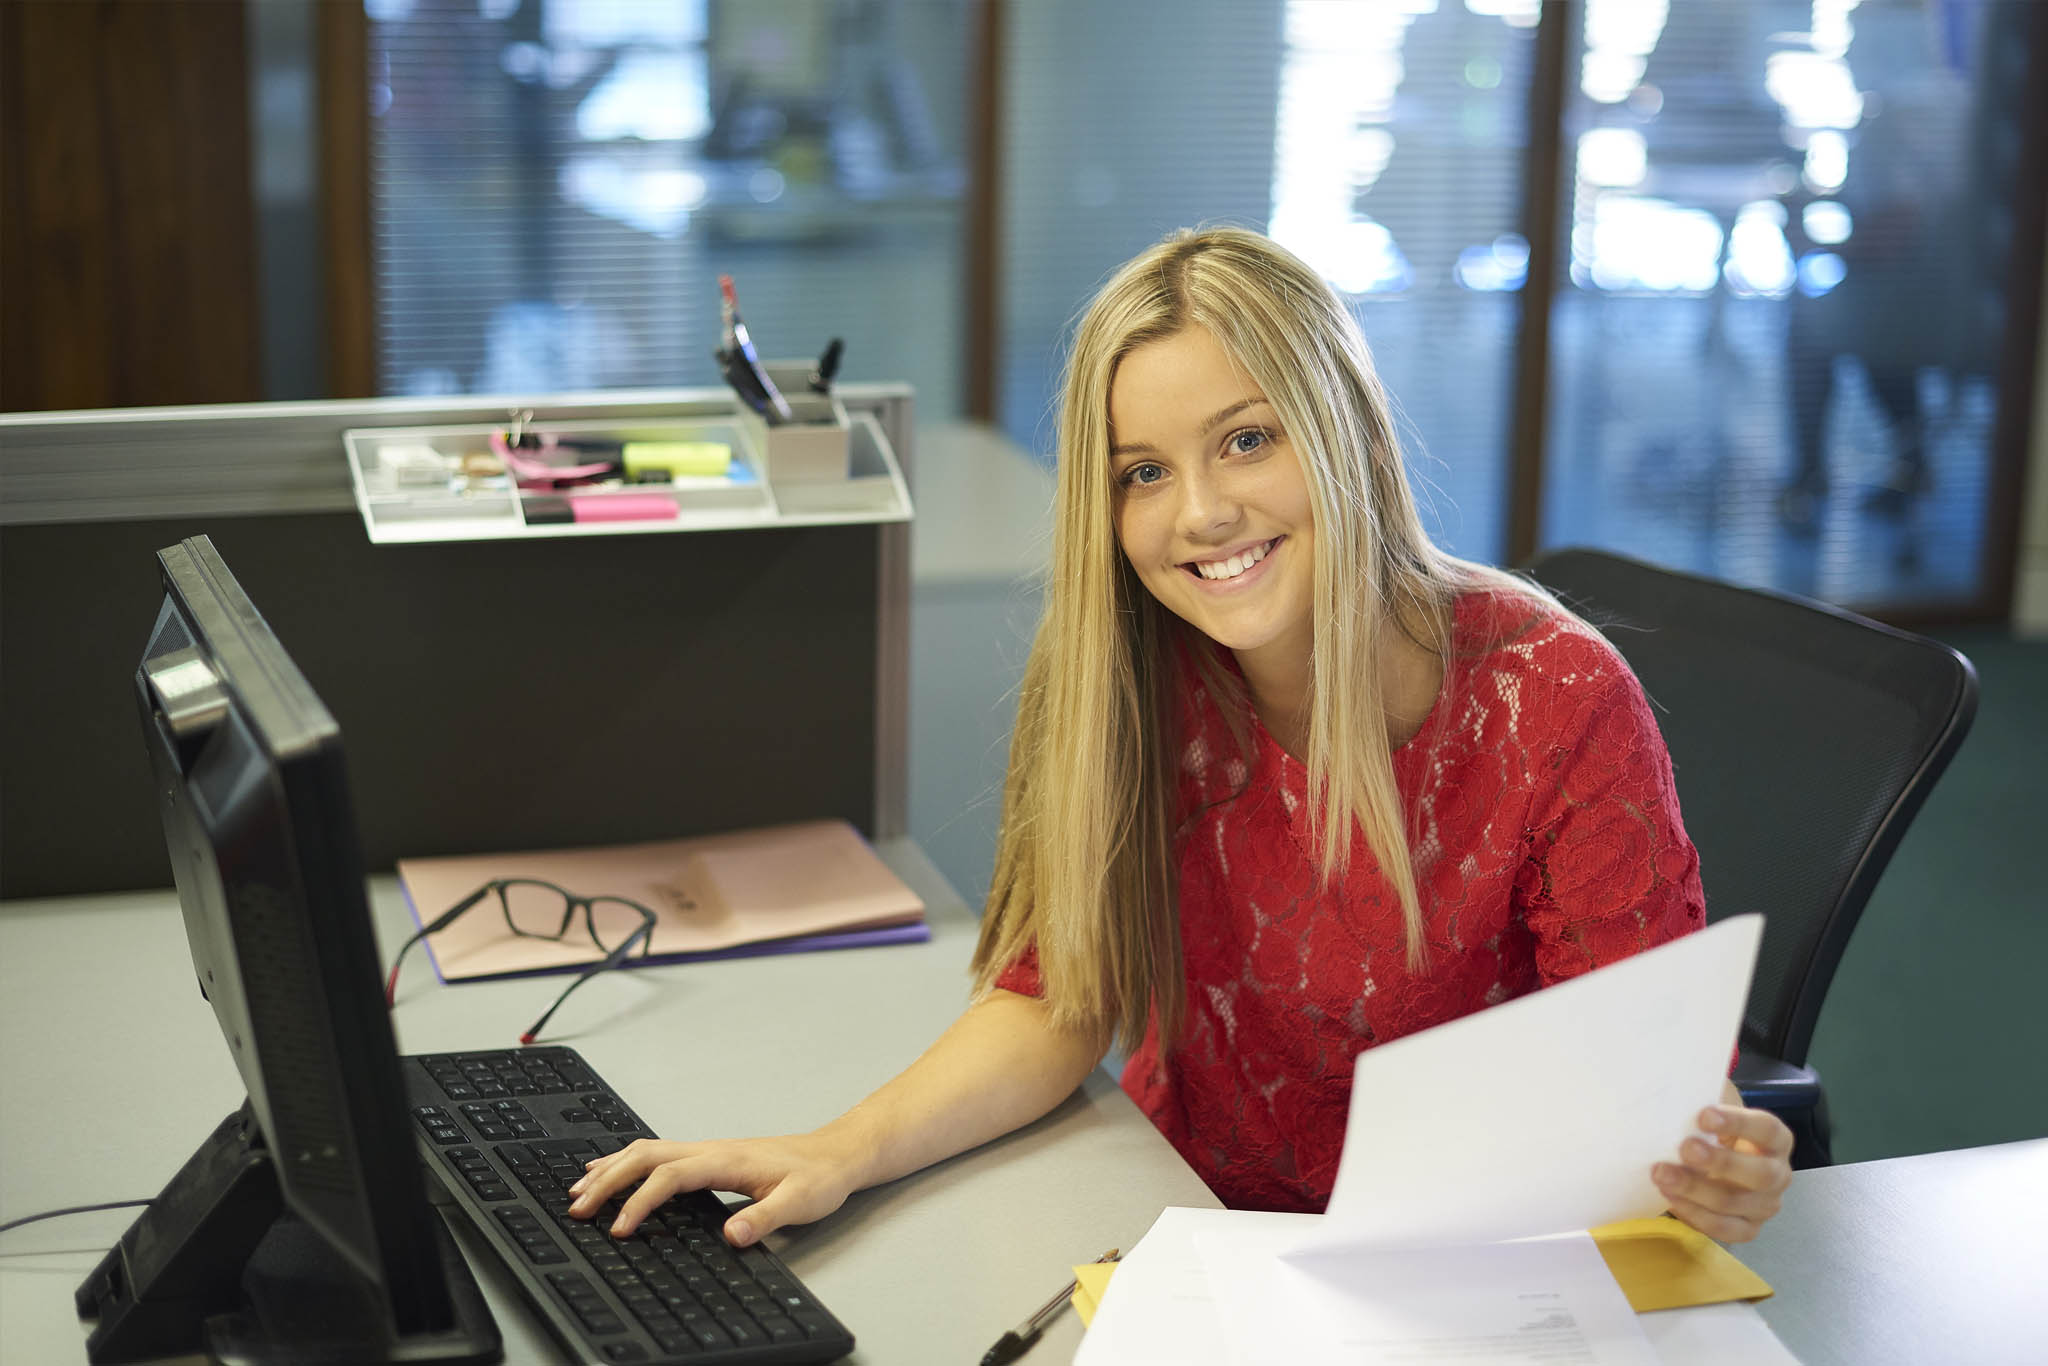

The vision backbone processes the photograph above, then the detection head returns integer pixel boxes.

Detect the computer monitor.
[74,535,499,1364]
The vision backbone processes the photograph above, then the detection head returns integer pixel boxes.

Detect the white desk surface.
[5,844,2043,1365]
[1741,1136,2048,1365]
[0,838,1217,1365]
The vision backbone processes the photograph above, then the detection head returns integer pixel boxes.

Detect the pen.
[979,1248,1119,1366]
[716,274,794,423]
[809,336,843,394]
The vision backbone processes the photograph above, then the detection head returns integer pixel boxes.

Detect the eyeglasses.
[386,878,658,1045]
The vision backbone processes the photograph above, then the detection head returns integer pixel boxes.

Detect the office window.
[1540,0,2035,607]
[368,0,972,414]
[999,0,1536,561]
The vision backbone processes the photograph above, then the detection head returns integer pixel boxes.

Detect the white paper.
[1074,1207,1314,1366]
[1196,1228,1658,1366]
[1639,1300,1802,1365]
[1288,913,1762,1257]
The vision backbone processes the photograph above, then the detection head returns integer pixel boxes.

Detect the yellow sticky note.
[1589,1217,1775,1313]
[621,441,732,477]
[1071,1261,1118,1328]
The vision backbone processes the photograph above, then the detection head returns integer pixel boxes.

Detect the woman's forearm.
[820,988,1109,1191]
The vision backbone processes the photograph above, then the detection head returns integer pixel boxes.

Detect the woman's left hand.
[1652,1104,1794,1243]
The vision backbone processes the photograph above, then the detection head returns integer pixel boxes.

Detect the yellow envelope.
[1071,1261,1117,1327]
[1589,1218,1775,1312]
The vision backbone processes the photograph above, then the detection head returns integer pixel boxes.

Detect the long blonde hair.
[971,226,1514,1051]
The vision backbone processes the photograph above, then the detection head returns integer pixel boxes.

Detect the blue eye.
[1119,463,1166,488]
[1228,428,1269,455]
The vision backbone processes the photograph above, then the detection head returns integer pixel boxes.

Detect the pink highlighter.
[567,493,678,524]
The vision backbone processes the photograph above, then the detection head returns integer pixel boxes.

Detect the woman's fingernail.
[1683,1139,1712,1163]
[1699,1108,1725,1131]
[1653,1163,1676,1184]
[569,1180,585,1194]
[728,1219,752,1245]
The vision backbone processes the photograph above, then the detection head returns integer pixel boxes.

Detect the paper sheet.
[1080,1209,1657,1366]
[1074,1208,1310,1366]
[1197,1227,1658,1366]
[1068,1218,1772,1327]
[1288,914,1762,1257]
[1639,1300,1801,1365]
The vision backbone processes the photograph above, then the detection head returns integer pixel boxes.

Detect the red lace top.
[994,588,1706,1212]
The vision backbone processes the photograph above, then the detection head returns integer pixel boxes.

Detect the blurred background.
[4,0,2044,1161]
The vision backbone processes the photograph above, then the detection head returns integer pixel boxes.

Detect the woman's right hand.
[568,1131,867,1245]
[565,988,1102,1248]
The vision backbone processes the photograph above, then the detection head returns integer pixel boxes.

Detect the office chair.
[1522,549,1978,1168]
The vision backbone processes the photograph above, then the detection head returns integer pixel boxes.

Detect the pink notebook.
[396,820,928,983]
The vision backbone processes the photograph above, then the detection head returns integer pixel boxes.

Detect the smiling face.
[1108,325,1317,689]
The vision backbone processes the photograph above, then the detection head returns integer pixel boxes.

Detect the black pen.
[979,1249,1119,1366]
[809,337,843,394]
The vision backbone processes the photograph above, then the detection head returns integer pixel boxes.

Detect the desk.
[6,855,2043,1365]
[0,839,1218,1365]
[1742,1137,2048,1365]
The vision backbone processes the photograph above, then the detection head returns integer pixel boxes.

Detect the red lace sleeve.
[1514,657,1706,986]
[992,942,1044,997]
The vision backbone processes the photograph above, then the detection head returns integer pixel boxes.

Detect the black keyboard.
[405,1046,855,1364]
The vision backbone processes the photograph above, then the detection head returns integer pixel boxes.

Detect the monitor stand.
[75,1102,501,1365]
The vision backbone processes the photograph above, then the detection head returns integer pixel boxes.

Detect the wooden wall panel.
[1,1,260,412]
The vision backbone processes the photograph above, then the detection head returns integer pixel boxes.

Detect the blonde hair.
[971,226,1524,1051]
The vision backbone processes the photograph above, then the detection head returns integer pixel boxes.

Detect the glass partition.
[1540,0,2034,608]
[369,0,972,415]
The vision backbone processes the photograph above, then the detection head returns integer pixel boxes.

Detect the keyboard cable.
[0,1201,153,1237]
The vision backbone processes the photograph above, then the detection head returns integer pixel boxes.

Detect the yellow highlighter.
[621,441,732,480]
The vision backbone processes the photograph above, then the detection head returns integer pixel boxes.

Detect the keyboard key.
[758,1315,803,1345]
[578,1310,628,1337]
[717,1313,765,1349]
[600,1344,648,1363]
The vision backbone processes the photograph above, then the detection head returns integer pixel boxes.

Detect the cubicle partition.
[0,387,914,899]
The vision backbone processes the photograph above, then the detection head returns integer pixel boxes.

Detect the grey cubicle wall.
[0,387,913,900]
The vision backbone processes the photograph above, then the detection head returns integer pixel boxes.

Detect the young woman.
[569,227,1794,1247]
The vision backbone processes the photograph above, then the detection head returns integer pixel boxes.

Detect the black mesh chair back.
[1522,550,1977,1078]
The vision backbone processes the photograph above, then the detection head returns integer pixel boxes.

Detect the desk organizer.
[736,362,851,484]
[343,409,909,544]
